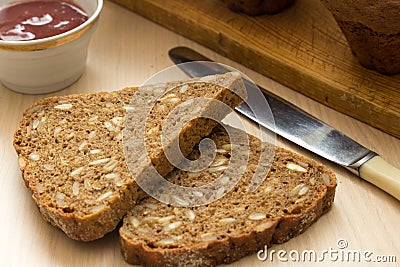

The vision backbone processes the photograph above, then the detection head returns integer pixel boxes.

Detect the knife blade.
[168,46,400,201]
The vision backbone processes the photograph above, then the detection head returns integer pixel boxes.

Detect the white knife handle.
[359,156,400,201]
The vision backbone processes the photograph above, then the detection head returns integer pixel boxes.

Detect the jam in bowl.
[0,0,89,41]
[0,0,103,94]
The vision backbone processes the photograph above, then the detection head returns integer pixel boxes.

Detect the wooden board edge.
[110,0,400,139]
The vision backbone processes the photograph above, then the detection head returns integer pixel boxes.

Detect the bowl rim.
[0,0,103,48]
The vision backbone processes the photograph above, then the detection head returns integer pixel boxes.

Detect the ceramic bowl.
[0,0,103,94]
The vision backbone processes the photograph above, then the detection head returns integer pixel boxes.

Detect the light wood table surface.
[1,2,399,266]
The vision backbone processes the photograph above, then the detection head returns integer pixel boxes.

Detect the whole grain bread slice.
[119,125,336,266]
[13,72,246,241]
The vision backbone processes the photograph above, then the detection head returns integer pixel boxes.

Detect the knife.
[168,46,400,201]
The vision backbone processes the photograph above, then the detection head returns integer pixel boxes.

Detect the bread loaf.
[221,0,296,15]
[119,125,336,266]
[13,72,246,241]
[321,0,400,75]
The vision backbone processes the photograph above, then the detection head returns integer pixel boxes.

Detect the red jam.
[0,0,88,41]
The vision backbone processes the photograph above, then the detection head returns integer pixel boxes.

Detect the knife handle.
[359,156,400,201]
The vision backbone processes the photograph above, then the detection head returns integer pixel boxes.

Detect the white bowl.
[0,0,103,94]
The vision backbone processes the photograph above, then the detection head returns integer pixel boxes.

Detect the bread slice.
[119,125,336,266]
[13,72,247,241]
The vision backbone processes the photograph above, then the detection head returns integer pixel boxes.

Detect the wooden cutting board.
[111,0,400,139]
